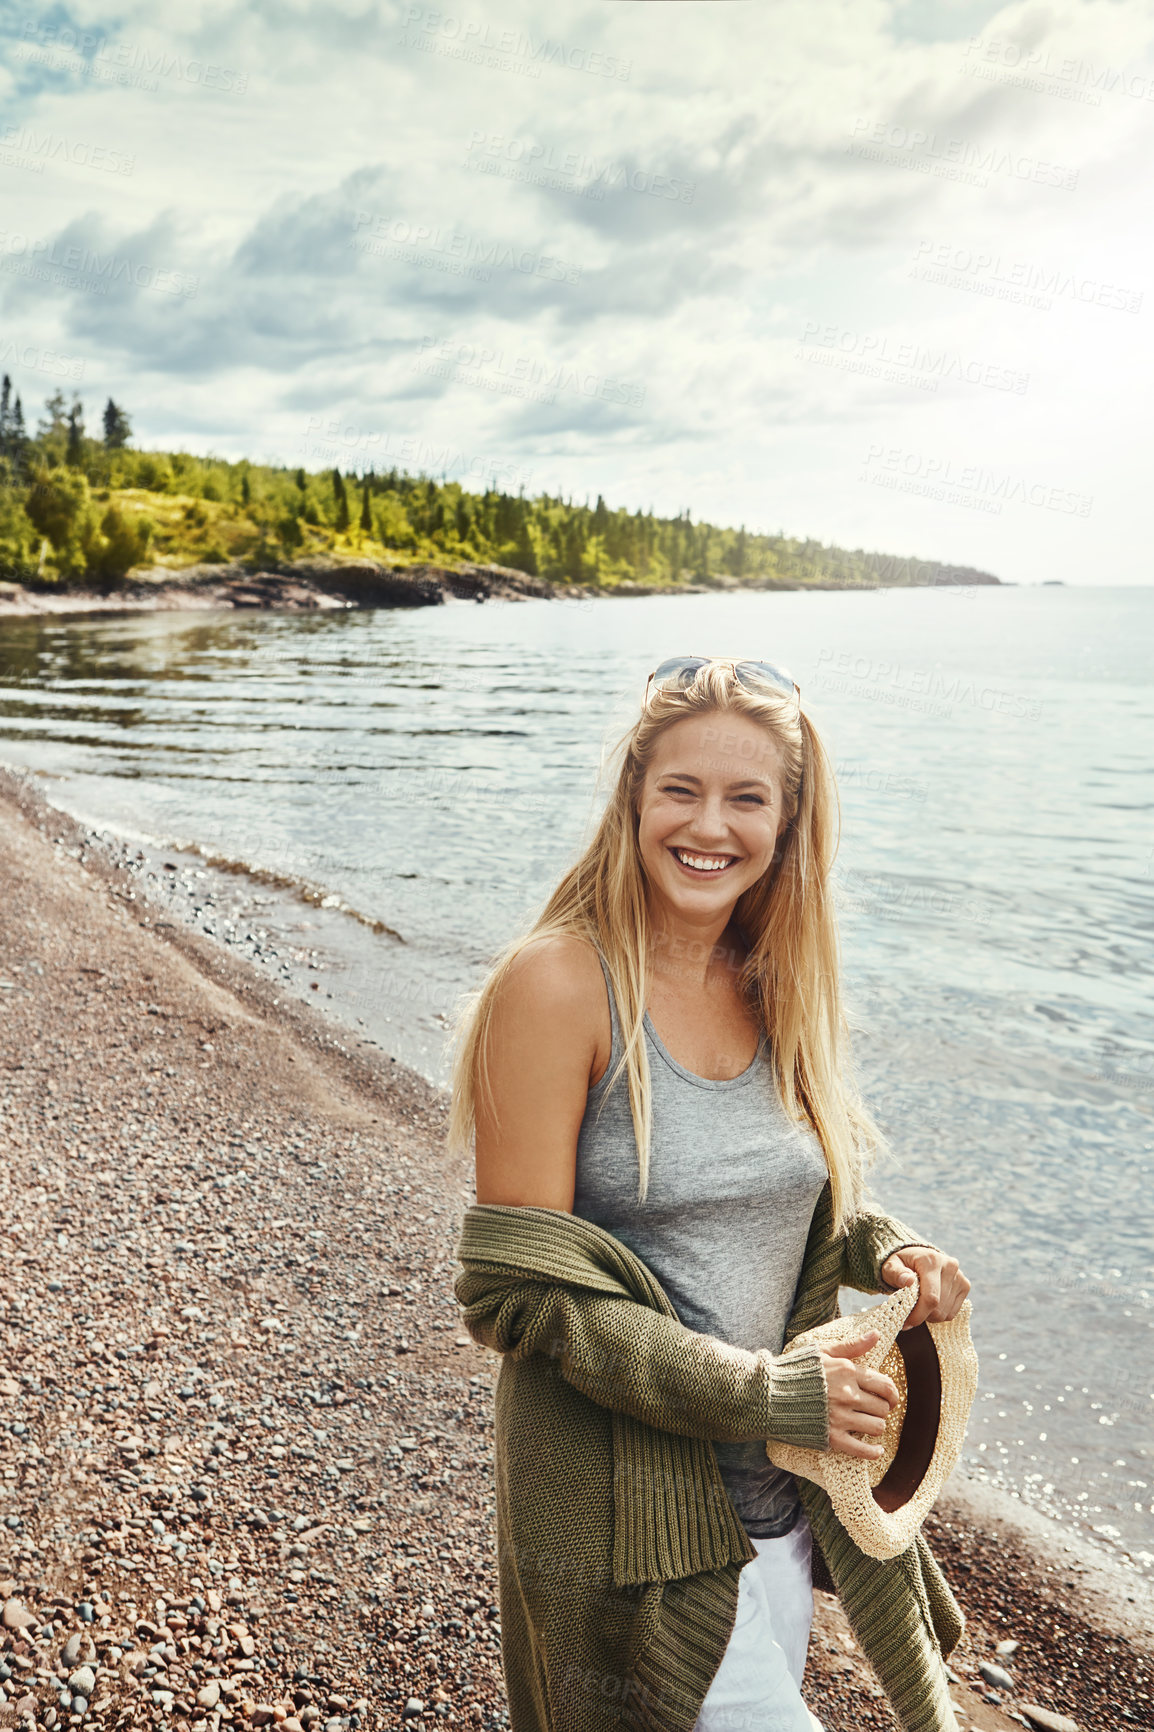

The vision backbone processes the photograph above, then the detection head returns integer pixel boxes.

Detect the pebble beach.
[1,765,1151,1732]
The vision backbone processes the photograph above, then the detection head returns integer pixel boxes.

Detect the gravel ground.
[0,765,1150,1732]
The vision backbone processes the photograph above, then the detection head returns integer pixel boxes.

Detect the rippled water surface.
[1,584,1151,1568]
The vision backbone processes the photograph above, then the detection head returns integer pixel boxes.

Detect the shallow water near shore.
[1,583,1151,1579]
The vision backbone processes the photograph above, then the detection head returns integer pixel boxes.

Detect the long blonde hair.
[446,661,886,1235]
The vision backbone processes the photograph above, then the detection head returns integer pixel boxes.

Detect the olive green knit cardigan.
[453,1181,965,1732]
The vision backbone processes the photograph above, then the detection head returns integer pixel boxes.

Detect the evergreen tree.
[66,398,85,467]
[102,398,132,448]
[735,525,747,577]
[295,467,307,491]
[0,380,27,481]
[241,474,251,507]
[332,469,350,533]
[360,476,372,534]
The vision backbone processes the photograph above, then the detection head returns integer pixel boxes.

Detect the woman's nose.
[686,795,730,839]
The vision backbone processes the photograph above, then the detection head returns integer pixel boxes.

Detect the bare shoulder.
[501,932,606,1017]
[475,933,611,1208]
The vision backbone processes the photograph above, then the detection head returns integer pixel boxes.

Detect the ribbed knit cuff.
[766,1345,829,1451]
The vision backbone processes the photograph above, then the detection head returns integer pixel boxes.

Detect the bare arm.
[473,935,609,1209]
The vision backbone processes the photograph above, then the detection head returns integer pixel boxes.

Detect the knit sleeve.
[454,1270,829,1450]
[843,1208,942,1294]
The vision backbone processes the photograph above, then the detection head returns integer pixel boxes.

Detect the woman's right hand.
[819,1330,900,1459]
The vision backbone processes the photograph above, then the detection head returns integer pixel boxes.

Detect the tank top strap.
[589,944,624,1097]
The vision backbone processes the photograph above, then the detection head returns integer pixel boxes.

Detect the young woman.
[448,656,971,1732]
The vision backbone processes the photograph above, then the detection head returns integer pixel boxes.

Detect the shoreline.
[0,768,1150,1732]
[0,557,1002,619]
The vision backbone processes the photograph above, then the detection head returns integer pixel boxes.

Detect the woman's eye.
[662,784,695,796]
[737,794,765,805]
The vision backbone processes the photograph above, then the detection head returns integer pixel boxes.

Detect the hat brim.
[767,1286,979,1561]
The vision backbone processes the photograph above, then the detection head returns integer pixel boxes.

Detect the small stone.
[69,1666,97,1698]
[72,1697,89,1716]
[197,1684,221,1710]
[282,1720,303,1732]
[62,1635,83,1666]
[77,1603,94,1624]
[249,1707,277,1727]
[1020,1709,1081,1732]
[978,1661,1014,1693]
[419,1601,435,1621]
[2,1599,37,1631]
[402,1702,425,1720]
[996,1639,1020,1657]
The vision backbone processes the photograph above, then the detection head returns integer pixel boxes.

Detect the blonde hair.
[446,661,886,1235]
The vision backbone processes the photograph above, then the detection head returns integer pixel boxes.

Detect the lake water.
[1,584,1151,1573]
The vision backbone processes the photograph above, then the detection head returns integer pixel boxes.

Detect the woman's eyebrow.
[659,770,774,790]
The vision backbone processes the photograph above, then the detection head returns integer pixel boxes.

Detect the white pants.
[693,1508,825,1732]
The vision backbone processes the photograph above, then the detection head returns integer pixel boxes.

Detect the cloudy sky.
[3,0,1153,584]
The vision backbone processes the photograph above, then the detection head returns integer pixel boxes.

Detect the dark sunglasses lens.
[735,660,796,697]
[651,656,708,692]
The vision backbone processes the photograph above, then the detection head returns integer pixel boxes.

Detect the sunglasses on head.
[644,655,801,708]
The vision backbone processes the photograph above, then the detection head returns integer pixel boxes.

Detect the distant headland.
[0,380,1002,614]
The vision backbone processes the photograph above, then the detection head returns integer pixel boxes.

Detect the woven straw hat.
[766,1276,979,1560]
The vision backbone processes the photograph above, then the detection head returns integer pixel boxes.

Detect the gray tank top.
[572,949,829,1538]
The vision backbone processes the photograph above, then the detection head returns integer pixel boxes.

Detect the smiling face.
[635,711,790,939]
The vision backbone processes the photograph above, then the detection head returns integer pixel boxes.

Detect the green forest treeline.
[0,382,996,592]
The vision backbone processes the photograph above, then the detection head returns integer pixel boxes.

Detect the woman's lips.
[668,846,739,877]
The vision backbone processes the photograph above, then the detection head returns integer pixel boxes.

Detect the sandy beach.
[0,763,1151,1732]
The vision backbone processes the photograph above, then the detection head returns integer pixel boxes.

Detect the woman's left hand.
[880,1245,971,1330]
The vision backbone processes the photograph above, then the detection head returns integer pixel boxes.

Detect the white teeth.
[675,849,733,872]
